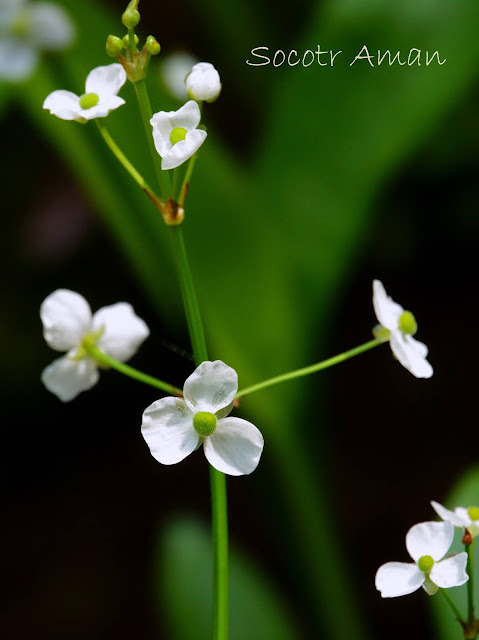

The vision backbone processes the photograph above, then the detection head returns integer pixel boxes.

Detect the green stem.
[178,152,198,207]
[440,588,466,624]
[168,226,208,365]
[236,338,383,398]
[95,120,164,210]
[467,542,475,624]
[133,80,171,198]
[84,343,182,396]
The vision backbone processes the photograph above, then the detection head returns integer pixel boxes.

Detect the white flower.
[375,521,468,598]
[372,279,433,378]
[141,360,264,476]
[150,100,207,170]
[160,52,198,100]
[43,63,127,122]
[186,62,221,102]
[0,0,74,82]
[41,289,149,402]
[432,501,479,537]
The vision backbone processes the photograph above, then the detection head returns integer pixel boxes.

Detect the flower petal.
[76,95,126,121]
[40,289,91,351]
[141,397,198,465]
[160,129,207,170]
[183,360,238,414]
[85,63,126,100]
[203,417,264,476]
[430,553,469,589]
[431,501,469,527]
[41,355,99,402]
[43,89,81,120]
[30,2,75,50]
[372,280,403,331]
[406,521,454,562]
[186,62,222,102]
[375,562,425,598]
[92,302,149,362]
[170,99,202,129]
[390,332,433,378]
[0,37,37,82]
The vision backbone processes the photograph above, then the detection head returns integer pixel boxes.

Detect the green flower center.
[417,555,434,573]
[79,93,100,110]
[72,326,105,360]
[170,127,188,145]
[468,507,479,521]
[193,411,217,437]
[398,310,417,335]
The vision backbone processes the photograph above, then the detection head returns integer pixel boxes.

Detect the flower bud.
[122,1,140,28]
[186,62,222,103]
[145,35,161,55]
[123,33,139,49]
[106,35,124,57]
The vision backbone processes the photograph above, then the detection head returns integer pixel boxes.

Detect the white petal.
[203,417,264,476]
[431,501,469,527]
[456,507,473,524]
[161,52,197,100]
[375,562,425,598]
[41,355,99,402]
[91,302,149,362]
[170,99,202,129]
[186,62,222,102]
[141,397,198,465]
[85,63,126,100]
[29,2,75,50]
[77,95,126,120]
[40,289,91,351]
[43,89,81,120]
[183,360,238,414]
[406,521,454,562]
[0,37,37,81]
[160,129,207,170]
[390,332,433,378]
[430,553,469,589]
[372,280,403,331]
[0,0,24,27]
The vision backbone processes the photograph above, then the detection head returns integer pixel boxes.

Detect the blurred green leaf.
[158,516,302,640]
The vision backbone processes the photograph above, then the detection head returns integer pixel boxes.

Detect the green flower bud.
[79,93,99,109]
[193,411,217,437]
[122,1,140,28]
[123,33,139,48]
[398,310,417,335]
[145,35,161,55]
[106,35,124,57]
[372,324,391,342]
[417,555,434,573]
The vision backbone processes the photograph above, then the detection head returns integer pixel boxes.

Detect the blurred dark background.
[1,0,478,638]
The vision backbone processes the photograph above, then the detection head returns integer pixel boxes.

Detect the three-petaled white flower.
[432,501,479,538]
[186,62,221,102]
[41,289,149,402]
[141,360,264,476]
[0,0,74,82]
[372,279,433,378]
[375,521,468,598]
[43,63,127,123]
[150,100,207,170]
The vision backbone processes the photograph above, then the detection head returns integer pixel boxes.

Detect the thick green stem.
[467,542,475,625]
[95,120,164,210]
[440,588,466,624]
[133,79,171,198]
[84,343,182,396]
[236,338,383,398]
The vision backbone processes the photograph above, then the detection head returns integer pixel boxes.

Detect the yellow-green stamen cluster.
[468,507,479,521]
[170,127,188,145]
[398,310,417,335]
[79,93,99,110]
[193,411,217,437]
[417,555,434,573]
